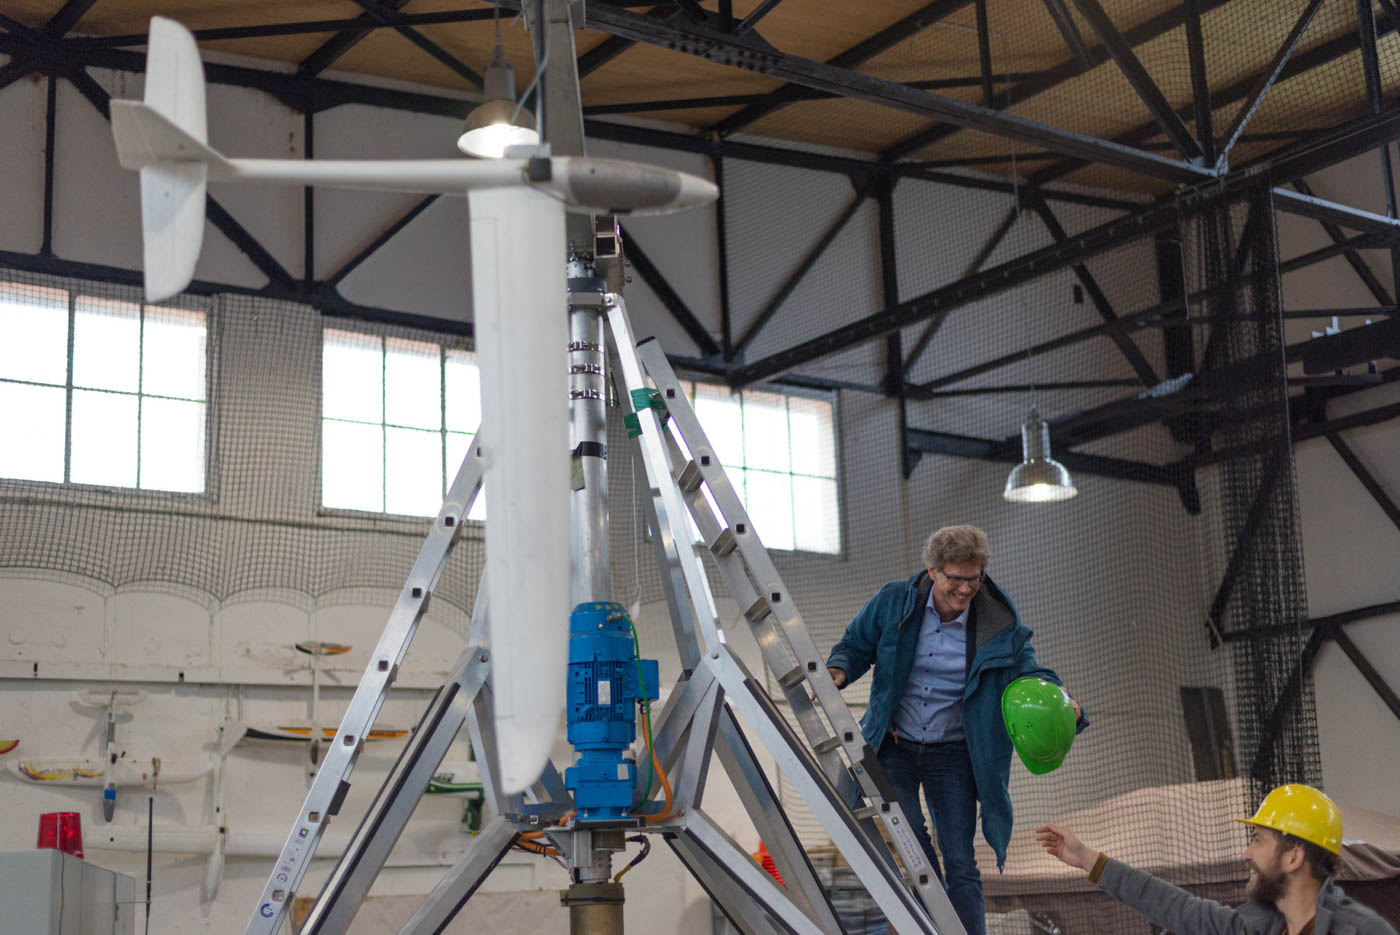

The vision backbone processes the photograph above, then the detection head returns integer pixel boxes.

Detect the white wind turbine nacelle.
[111,17,717,795]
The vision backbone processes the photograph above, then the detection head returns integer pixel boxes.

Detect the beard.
[1246,863,1286,904]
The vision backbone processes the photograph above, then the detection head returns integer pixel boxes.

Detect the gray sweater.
[1096,857,1397,935]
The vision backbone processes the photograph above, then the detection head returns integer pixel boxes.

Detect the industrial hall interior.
[0,0,1398,933]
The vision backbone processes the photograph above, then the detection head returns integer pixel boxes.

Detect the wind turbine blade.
[468,186,570,795]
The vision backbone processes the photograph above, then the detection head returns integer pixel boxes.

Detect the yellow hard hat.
[1236,784,1343,855]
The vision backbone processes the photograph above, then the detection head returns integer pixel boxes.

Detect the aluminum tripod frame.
[245,293,964,935]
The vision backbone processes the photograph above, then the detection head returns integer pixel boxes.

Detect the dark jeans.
[877,734,984,935]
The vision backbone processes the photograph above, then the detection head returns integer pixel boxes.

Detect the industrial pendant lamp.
[457,25,539,158]
[1003,408,1077,502]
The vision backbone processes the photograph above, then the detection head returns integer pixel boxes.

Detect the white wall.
[1,38,1397,935]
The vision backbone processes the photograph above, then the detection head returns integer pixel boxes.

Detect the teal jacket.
[825,570,1086,869]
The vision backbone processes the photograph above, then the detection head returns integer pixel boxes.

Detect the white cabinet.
[0,851,136,934]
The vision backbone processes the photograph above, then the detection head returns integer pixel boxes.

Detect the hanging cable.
[612,835,652,882]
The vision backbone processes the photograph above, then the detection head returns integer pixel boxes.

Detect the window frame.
[0,278,216,500]
[677,377,844,558]
[315,319,484,525]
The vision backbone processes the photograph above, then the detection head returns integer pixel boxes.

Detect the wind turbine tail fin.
[109,17,226,302]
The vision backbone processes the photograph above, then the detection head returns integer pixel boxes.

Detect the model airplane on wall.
[109,17,717,797]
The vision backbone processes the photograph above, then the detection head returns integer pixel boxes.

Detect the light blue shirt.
[890,589,968,743]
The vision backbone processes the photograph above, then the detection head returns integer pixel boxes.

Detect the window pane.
[788,396,836,478]
[71,389,138,487]
[385,337,441,431]
[143,307,207,400]
[322,419,383,512]
[0,283,69,385]
[741,391,791,473]
[0,381,65,481]
[445,349,482,434]
[323,329,383,423]
[73,297,140,393]
[445,431,486,521]
[140,397,205,492]
[385,426,443,516]
[693,383,743,468]
[792,476,840,554]
[744,470,794,552]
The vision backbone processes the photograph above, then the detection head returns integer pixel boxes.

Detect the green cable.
[628,614,657,807]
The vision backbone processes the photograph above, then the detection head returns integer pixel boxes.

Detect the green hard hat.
[1001,677,1076,775]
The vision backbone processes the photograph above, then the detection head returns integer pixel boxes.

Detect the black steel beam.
[1030,12,1400,189]
[577,3,1209,181]
[1276,181,1400,235]
[907,228,1393,400]
[1288,180,1393,306]
[729,172,1267,389]
[582,71,1060,116]
[339,0,482,88]
[320,195,440,292]
[0,56,34,93]
[1249,627,1327,782]
[974,0,995,108]
[881,0,1230,163]
[68,10,499,50]
[0,247,473,338]
[708,0,973,135]
[1030,196,1159,385]
[41,64,56,257]
[904,204,1018,373]
[1326,432,1400,534]
[733,175,877,357]
[905,426,1182,487]
[712,156,733,361]
[619,223,721,359]
[1331,627,1400,723]
[1357,0,1400,303]
[912,379,1142,396]
[736,0,784,34]
[299,0,413,77]
[1224,601,1400,642]
[1183,0,1215,166]
[1068,0,1202,161]
[1207,450,1286,646]
[1041,0,1095,71]
[1297,311,1400,373]
[1217,0,1326,165]
[43,0,98,38]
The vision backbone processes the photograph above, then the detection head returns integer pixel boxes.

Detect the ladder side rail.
[605,300,728,657]
[636,343,866,751]
[706,646,962,935]
[651,420,844,785]
[637,343,960,918]
[244,438,489,934]
[628,443,705,671]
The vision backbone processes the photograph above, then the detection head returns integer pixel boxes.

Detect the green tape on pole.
[623,412,642,439]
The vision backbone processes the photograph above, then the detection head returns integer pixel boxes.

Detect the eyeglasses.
[938,570,984,589]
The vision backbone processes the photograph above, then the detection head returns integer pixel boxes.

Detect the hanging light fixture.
[1003,408,1077,502]
[457,18,539,159]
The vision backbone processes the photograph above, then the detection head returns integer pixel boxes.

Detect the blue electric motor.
[564,601,659,822]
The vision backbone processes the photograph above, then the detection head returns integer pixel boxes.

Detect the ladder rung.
[709,527,737,557]
[742,595,771,623]
[776,664,807,690]
[676,460,703,493]
[812,735,843,755]
[853,804,879,821]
